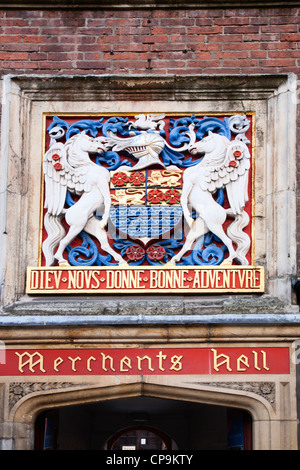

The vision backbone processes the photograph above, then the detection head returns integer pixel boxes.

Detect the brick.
[114,43,148,52]
[260,41,297,50]
[113,9,151,18]
[29,52,48,61]
[47,52,77,61]
[214,16,250,25]
[150,27,182,35]
[269,15,300,24]
[2,61,38,69]
[188,60,221,68]
[23,36,45,43]
[215,51,249,59]
[104,51,139,60]
[3,43,39,52]
[269,50,300,58]
[0,35,22,43]
[249,17,269,25]
[209,34,243,43]
[38,61,76,70]
[223,58,259,67]
[224,25,260,34]
[40,44,76,53]
[261,24,298,33]
[193,51,214,60]
[4,26,40,35]
[243,33,280,42]
[6,9,41,18]
[250,50,268,59]
[196,26,223,34]
[79,27,114,36]
[77,36,98,44]
[75,60,112,69]
[280,33,300,42]
[152,10,186,18]
[259,58,296,67]
[202,67,242,74]
[142,35,169,44]
[170,34,206,44]
[0,52,29,60]
[224,42,260,50]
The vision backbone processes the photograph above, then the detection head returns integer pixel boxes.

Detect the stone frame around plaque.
[0,74,298,321]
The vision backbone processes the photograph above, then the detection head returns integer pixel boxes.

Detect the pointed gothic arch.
[9,380,274,450]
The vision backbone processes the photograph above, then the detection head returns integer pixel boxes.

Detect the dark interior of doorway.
[34,396,252,450]
[107,425,172,450]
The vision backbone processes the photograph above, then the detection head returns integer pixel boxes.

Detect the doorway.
[34,396,252,450]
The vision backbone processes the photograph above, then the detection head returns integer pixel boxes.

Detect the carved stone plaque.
[26,112,264,294]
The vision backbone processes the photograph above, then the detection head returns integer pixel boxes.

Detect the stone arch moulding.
[0,73,298,323]
[10,380,274,450]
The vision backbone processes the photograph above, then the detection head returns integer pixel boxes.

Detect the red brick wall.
[1,6,300,269]
[0,8,299,75]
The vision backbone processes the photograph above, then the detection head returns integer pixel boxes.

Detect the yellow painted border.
[38,112,256,268]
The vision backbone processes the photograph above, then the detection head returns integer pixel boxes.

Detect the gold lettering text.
[170,355,183,371]
[137,355,154,371]
[211,348,232,372]
[156,350,167,371]
[237,354,249,371]
[54,356,64,372]
[54,270,62,289]
[30,270,39,290]
[87,356,96,372]
[101,353,115,371]
[261,350,270,370]
[45,271,54,289]
[120,356,132,372]
[68,356,81,372]
[15,352,46,373]
[91,271,100,289]
[252,351,261,370]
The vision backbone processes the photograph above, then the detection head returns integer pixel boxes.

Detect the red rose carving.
[164,188,181,204]
[233,150,242,158]
[146,244,166,261]
[53,162,63,170]
[147,189,165,204]
[126,245,145,261]
[129,172,146,187]
[111,172,129,187]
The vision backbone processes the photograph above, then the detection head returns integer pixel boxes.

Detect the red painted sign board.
[0,347,290,376]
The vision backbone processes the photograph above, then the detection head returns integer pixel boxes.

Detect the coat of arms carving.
[26,112,264,294]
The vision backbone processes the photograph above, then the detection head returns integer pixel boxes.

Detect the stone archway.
[8,379,276,450]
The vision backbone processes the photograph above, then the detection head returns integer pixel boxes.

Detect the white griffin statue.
[42,132,127,266]
[169,131,251,266]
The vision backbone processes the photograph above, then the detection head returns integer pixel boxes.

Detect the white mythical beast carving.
[105,130,166,171]
[170,131,251,265]
[42,132,127,266]
[128,113,166,131]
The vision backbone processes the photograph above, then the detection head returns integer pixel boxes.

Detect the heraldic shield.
[26,112,264,294]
